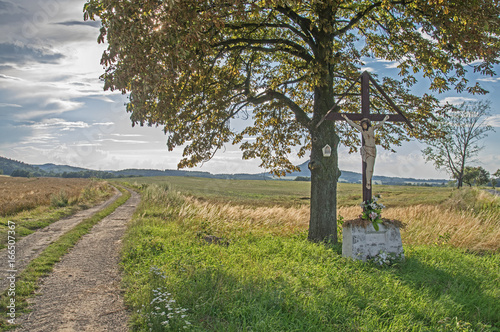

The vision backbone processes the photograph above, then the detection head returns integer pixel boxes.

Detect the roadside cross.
[317,71,413,203]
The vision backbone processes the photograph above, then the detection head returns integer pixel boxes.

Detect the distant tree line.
[9,169,133,179]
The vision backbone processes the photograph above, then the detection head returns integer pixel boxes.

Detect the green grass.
[0,186,131,331]
[121,184,499,331]
[118,176,454,207]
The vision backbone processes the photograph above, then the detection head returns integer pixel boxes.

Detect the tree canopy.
[462,166,490,187]
[84,0,500,242]
[84,0,500,174]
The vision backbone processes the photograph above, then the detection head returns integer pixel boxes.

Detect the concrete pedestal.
[342,222,404,261]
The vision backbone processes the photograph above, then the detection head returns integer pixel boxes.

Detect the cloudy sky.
[1,0,499,179]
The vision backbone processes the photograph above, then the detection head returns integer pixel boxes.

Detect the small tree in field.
[462,166,490,187]
[85,0,500,242]
[423,101,494,189]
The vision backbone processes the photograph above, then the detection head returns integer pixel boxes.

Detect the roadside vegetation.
[0,178,113,250]
[119,178,499,331]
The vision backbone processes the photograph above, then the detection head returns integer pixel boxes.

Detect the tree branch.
[334,2,382,37]
[215,37,313,62]
[224,22,315,52]
[247,90,311,129]
[274,5,318,53]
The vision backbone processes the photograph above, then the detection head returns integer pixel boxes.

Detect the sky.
[0,0,499,180]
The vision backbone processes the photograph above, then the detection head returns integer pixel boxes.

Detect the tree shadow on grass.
[388,252,500,329]
[165,259,356,331]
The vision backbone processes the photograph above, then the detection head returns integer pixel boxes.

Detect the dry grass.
[140,184,499,251]
[0,177,106,216]
[173,192,500,252]
[179,197,311,236]
[337,205,499,251]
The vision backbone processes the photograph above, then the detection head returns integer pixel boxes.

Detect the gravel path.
[1,187,121,293]
[14,189,140,332]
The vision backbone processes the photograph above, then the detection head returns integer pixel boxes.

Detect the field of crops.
[0,177,113,250]
[0,177,105,216]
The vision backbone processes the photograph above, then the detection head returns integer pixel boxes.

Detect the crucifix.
[317,71,413,203]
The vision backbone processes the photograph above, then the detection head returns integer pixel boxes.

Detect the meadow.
[122,176,454,207]
[118,177,500,331]
[0,177,113,250]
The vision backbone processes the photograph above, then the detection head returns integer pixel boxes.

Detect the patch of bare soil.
[0,187,121,293]
[14,189,140,332]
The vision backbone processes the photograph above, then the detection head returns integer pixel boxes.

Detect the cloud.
[56,20,101,28]
[0,1,25,24]
[440,97,477,105]
[111,133,144,137]
[485,114,500,127]
[96,138,151,144]
[22,118,90,130]
[0,42,65,65]
[0,103,21,108]
[477,77,500,83]
[0,73,22,80]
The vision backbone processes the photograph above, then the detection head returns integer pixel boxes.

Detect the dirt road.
[1,187,122,293]
[14,189,140,332]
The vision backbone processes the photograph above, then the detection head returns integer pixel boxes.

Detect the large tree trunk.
[308,119,340,243]
[307,3,339,243]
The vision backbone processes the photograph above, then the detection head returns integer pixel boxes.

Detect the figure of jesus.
[342,114,389,190]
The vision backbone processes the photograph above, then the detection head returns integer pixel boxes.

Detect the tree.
[423,101,494,189]
[84,0,500,242]
[11,169,30,178]
[492,169,500,189]
[462,166,489,187]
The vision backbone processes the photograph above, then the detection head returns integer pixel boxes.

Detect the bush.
[50,190,69,207]
[294,176,310,181]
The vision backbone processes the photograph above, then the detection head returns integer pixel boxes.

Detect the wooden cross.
[317,71,413,203]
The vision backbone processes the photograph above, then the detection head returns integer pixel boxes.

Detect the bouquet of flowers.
[360,195,386,231]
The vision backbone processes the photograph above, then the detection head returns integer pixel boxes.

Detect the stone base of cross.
[317,71,413,203]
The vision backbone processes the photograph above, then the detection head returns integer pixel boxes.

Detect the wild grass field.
[121,176,454,207]
[118,177,500,331]
[0,177,113,249]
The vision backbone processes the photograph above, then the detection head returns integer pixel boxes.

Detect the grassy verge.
[0,179,114,250]
[121,184,499,331]
[0,186,131,331]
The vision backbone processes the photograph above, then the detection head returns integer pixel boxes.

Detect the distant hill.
[34,163,88,174]
[0,156,447,185]
[0,156,45,176]
[112,168,271,180]
[289,161,446,186]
